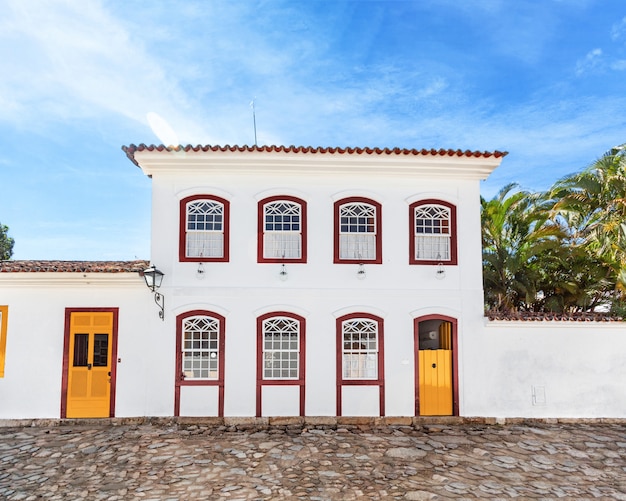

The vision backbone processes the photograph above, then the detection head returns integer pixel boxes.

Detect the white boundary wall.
[462,320,626,419]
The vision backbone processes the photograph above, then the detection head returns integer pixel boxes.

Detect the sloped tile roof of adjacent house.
[0,260,150,273]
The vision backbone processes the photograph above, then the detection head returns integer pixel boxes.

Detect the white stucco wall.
[462,320,626,418]
[0,277,173,419]
[146,160,487,418]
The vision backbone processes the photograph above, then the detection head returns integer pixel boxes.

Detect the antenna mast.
[250,99,258,146]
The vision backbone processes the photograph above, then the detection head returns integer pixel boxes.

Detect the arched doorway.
[414,315,459,416]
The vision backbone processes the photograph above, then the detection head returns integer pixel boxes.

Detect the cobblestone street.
[1,419,625,500]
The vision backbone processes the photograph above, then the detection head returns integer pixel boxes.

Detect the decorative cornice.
[122,144,508,180]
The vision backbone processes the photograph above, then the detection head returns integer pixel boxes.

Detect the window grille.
[339,203,377,260]
[262,316,300,379]
[263,201,302,259]
[342,319,378,379]
[182,316,220,379]
[414,204,451,261]
[186,200,224,258]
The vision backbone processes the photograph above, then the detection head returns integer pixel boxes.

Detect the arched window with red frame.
[335,312,385,416]
[334,197,382,264]
[409,199,457,265]
[258,196,307,263]
[174,310,226,417]
[256,312,306,416]
[179,195,230,262]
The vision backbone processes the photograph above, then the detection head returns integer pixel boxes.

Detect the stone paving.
[1,419,626,500]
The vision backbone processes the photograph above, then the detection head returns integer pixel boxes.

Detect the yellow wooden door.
[66,312,112,418]
[419,349,452,416]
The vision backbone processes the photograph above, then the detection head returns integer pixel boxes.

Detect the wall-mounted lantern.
[143,265,165,320]
[357,263,366,280]
[279,263,288,281]
[197,262,206,279]
[436,262,446,280]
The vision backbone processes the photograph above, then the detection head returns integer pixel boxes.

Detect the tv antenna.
[250,99,258,146]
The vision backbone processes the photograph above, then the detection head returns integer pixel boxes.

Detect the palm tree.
[481,184,565,312]
[550,144,626,309]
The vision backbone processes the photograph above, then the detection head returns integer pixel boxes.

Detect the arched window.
[256,312,306,416]
[260,315,303,380]
[409,200,457,265]
[175,310,226,417]
[180,315,221,380]
[340,317,380,379]
[336,312,385,416]
[179,195,230,262]
[258,196,307,263]
[334,197,382,264]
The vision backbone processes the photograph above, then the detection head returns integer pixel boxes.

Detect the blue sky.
[1,0,625,260]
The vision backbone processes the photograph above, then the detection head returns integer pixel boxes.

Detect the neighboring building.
[2,145,625,421]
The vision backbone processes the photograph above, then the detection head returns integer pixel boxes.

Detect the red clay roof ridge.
[122,144,508,166]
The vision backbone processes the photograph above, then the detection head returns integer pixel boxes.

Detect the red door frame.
[413,314,459,416]
[60,307,119,418]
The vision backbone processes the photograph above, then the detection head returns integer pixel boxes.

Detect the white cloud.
[575,48,603,75]
[611,60,626,71]
[0,0,211,143]
[611,16,626,41]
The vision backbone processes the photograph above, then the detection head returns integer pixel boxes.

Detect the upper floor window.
[259,314,303,380]
[334,197,382,264]
[258,196,307,263]
[409,200,457,265]
[179,195,230,262]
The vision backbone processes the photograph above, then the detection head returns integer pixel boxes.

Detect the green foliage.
[483,144,626,314]
[0,223,14,260]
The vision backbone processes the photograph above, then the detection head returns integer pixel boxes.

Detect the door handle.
[431,363,437,368]
[87,363,92,370]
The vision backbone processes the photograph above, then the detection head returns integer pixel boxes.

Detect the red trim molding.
[60,307,119,419]
[179,194,230,262]
[336,313,385,416]
[333,197,383,264]
[408,199,458,266]
[257,196,308,264]
[174,310,226,417]
[256,312,306,416]
[413,314,459,416]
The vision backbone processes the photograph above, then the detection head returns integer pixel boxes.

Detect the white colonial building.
[1,145,625,421]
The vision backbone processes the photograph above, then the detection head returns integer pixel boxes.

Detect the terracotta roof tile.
[485,310,623,322]
[122,144,508,167]
[0,260,150,273]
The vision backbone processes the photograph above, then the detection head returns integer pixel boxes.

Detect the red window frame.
[179,194,230,262]
[174,310,226,417]
[257,196,307,263]
[256,312,306,416]
[334,197,382,264]
[335,312,385,416]
[409,199,457,265]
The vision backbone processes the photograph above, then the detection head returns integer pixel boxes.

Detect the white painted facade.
[1,146,624,420]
